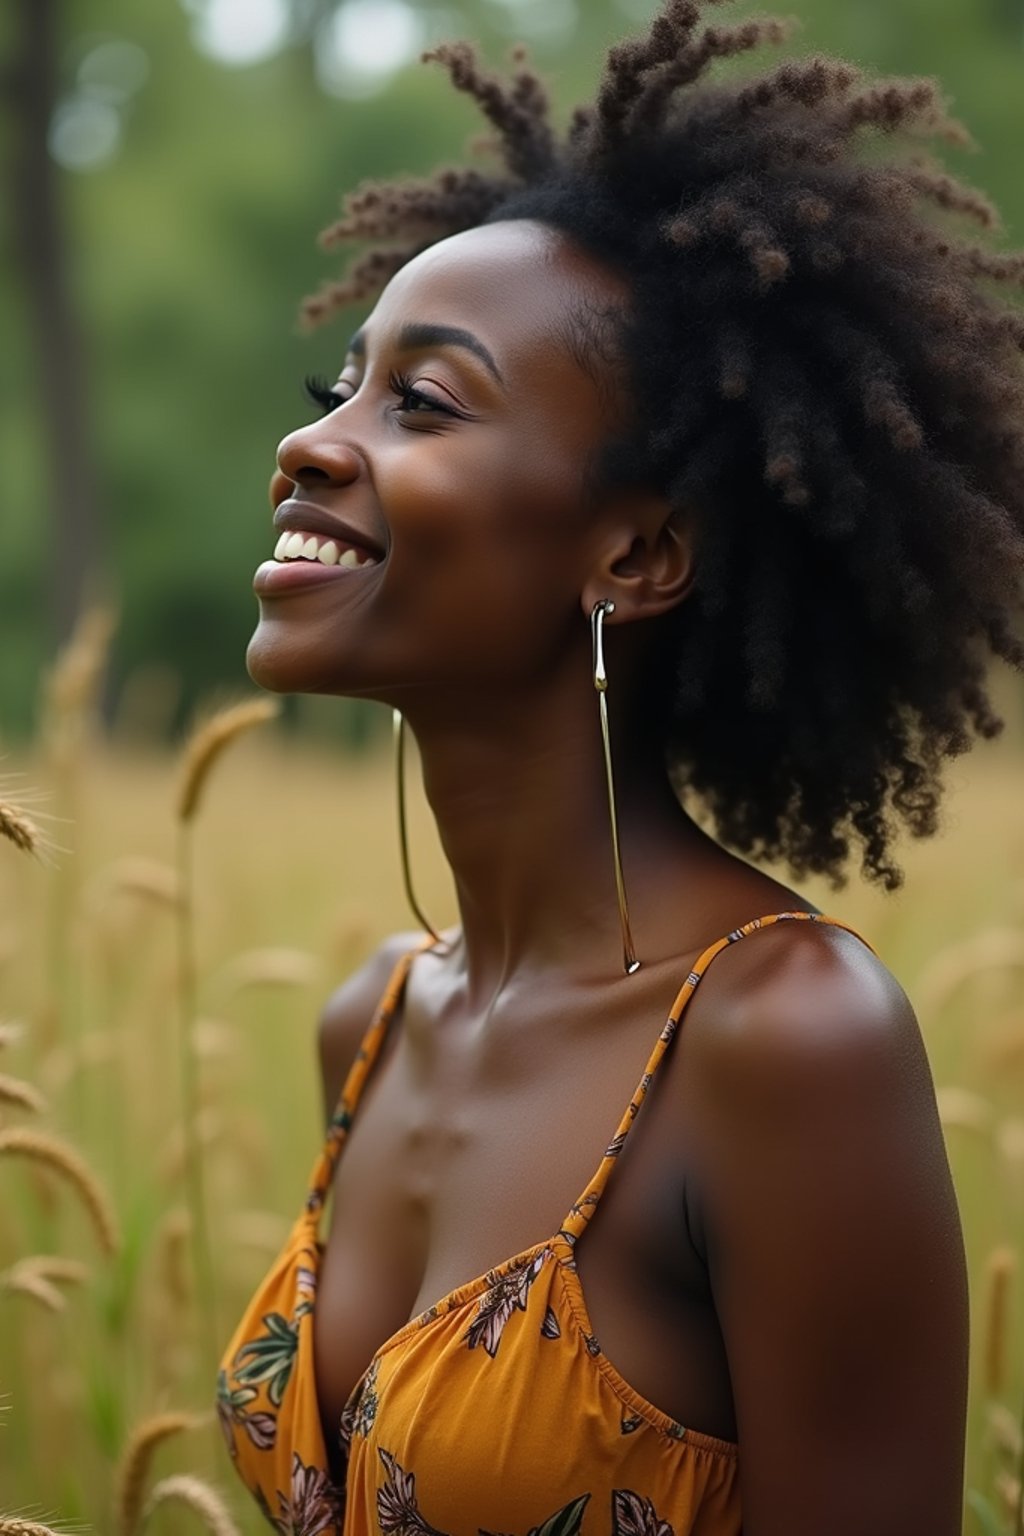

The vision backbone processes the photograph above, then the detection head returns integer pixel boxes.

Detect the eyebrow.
[347,323,505,386]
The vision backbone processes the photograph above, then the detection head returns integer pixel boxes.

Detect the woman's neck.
[400,677,711,1002]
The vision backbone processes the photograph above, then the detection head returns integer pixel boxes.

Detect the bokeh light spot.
[189,0,291,68]
[316,0,425,99]
[77,39,150,103]
[48,98,122,172]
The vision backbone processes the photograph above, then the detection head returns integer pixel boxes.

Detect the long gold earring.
[591,601,640,975]
[392,709,444,946]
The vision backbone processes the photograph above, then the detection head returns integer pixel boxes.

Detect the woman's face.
[247,219,632,704]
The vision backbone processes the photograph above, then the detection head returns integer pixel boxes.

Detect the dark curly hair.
[300,0,1024,893]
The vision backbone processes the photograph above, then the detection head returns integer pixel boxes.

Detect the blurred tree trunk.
[9,0,103,647]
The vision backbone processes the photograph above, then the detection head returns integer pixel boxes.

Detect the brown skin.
[250,221,969,1534]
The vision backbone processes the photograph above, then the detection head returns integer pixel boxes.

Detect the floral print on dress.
[339,1353,381,1452]
[463,1250,547,1358]
[257,1452,344,1536]
[611,1490,675,1536]
[481,1493,591,1536]
[233,1306,310,1408]
[373,1450,679,1536]
[377,1448,447,1536]
[216,1368,277,1456]
[540,1306,561,1340]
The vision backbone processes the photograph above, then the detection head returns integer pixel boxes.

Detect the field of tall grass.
[1,617,1022,1535]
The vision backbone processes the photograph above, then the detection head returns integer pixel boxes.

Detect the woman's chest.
[312,996,737,1452]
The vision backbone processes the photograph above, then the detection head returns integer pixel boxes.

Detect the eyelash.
[302,371,456,418]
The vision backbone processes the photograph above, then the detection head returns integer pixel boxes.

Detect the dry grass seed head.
[0,1270,66,1312]
[0,1075,47,1115]
[0,1521,69,1536]
[0,1255,89,1313]
[0,1127,120,1255]
[87,857,182,913]
[915,929,1024,1020]
[0,1021,25,1051]
[142,1476,242,1536]
[984,1245,1017,1398]
[116,1411,204,1536]
[997,1118,1024,1186]
[158,1108,224,1186]
[44,605,117,730]
[0,804,41,859]
[177,698,280,823]
[995,1469,1022,1522]
[215,947,321,997]
[935,1086,995,1138]
[228,1208,291,1253]
[155,1207,192,1311]
[989,1401,1024,1460]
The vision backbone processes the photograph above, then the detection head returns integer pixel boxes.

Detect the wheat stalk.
[916,928,1024,1019]
[45,604,116,709]
[87,856,182,913]
[935,1086,994,1137]
[984,1246,1017,1398]
[177,698,279,823]
[0,1520,68,1535]
[115,1410,202,1536]
[172,696,278,1364]
[0,1075,47,1114]
[0,1255,89,1313]
[0,1021,25,1051]
[0,1272,65,1312]
[142,1476,242,1536]
[0,1128,119,1255]
[154,1207,192,1311]
[0,803,42,859]
[215,946,321,997]
[990,1402,1024,1460]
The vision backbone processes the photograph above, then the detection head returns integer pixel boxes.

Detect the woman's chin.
[245,625,313,694]
[245,622,377,700]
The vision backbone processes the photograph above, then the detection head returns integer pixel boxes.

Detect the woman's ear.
[581,490,696,625]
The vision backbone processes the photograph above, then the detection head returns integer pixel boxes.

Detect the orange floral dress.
[218,910,876,1535]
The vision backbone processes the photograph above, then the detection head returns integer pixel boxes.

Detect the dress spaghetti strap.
[558,910,875,1247]
[302,936,436,1222]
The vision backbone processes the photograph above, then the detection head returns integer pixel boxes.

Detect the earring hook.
[590,601,640,975]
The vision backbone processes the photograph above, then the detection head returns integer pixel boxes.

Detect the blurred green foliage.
[2,0,1022,741]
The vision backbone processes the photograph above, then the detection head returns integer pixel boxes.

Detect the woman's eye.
[388,370,456,417]
[303,374,349,414]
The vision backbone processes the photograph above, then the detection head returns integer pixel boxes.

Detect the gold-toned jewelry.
[591,600,640,975]
[393,708,444,946]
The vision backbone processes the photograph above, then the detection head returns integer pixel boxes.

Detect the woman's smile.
[253,498,386,595]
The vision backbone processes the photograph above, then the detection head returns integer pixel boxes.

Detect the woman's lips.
[253,558,377,595]
[253,523,382,595]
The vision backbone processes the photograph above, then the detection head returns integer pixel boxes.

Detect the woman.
[218,3,1024,1531]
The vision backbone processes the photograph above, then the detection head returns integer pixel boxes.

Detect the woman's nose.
[271,417,362,505]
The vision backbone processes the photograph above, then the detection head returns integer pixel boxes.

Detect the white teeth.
[273,528,378,568]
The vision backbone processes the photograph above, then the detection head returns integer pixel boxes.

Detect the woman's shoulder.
[681,903,913,1084]
[317,929,424,1120]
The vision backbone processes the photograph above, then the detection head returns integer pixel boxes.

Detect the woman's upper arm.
[317,930,421,1123]
[687,930,969,1536]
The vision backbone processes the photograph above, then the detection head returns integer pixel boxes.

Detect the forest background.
[3,0,1024,743]
[2,1,1024,1534]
